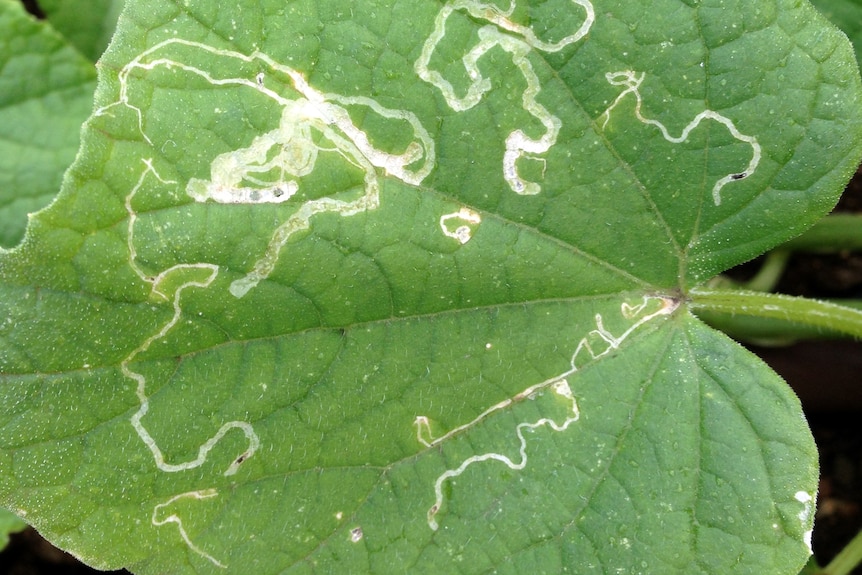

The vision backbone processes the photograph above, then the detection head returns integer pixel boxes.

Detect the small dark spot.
[731,172,747,180]
[22,0,45,18]
[273,187,284,198]
[235,454,246,465]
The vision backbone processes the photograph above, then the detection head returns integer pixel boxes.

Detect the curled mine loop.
[416,0,595,195]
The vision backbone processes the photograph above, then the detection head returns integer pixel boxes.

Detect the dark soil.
[2,529,129,575]
[810,415,862,574]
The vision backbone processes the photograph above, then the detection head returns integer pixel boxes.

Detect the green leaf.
[809,0,862,64]
[2,1,860,573]
[39,0,124,62]
[0,0,96,248]
[0,507,27,551]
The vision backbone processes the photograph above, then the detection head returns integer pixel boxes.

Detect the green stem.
[689,288,862,340]
[821,528,862,575]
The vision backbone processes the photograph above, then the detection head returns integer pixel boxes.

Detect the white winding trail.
[93,2,771,560]
[417,295,678,530]
[118,160,252,567]
[152,490,226,569]
[416,0,595,195]
[121,159,260,480]
[600,70,761,206]
[96,38,436,297]
[96,39,436,566]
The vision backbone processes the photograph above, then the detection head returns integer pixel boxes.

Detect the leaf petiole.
[689,288,862,340]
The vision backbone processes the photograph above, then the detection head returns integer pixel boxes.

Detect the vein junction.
[90,1,766,556]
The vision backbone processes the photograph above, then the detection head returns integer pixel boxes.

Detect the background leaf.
[809,0,862,63]
[39,0,123,62]
[1,0,860,573]
[0,508,26,551]
[0,0,96,249]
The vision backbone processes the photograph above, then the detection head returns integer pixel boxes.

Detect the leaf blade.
[0,0,96,249]
[2,1,857,573]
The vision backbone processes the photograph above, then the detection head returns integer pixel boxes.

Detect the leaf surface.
[39,0,123,62]
[2,1,860,573]
[810,0,862,62]
[0,0,96,248]
[0,508,26,550]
